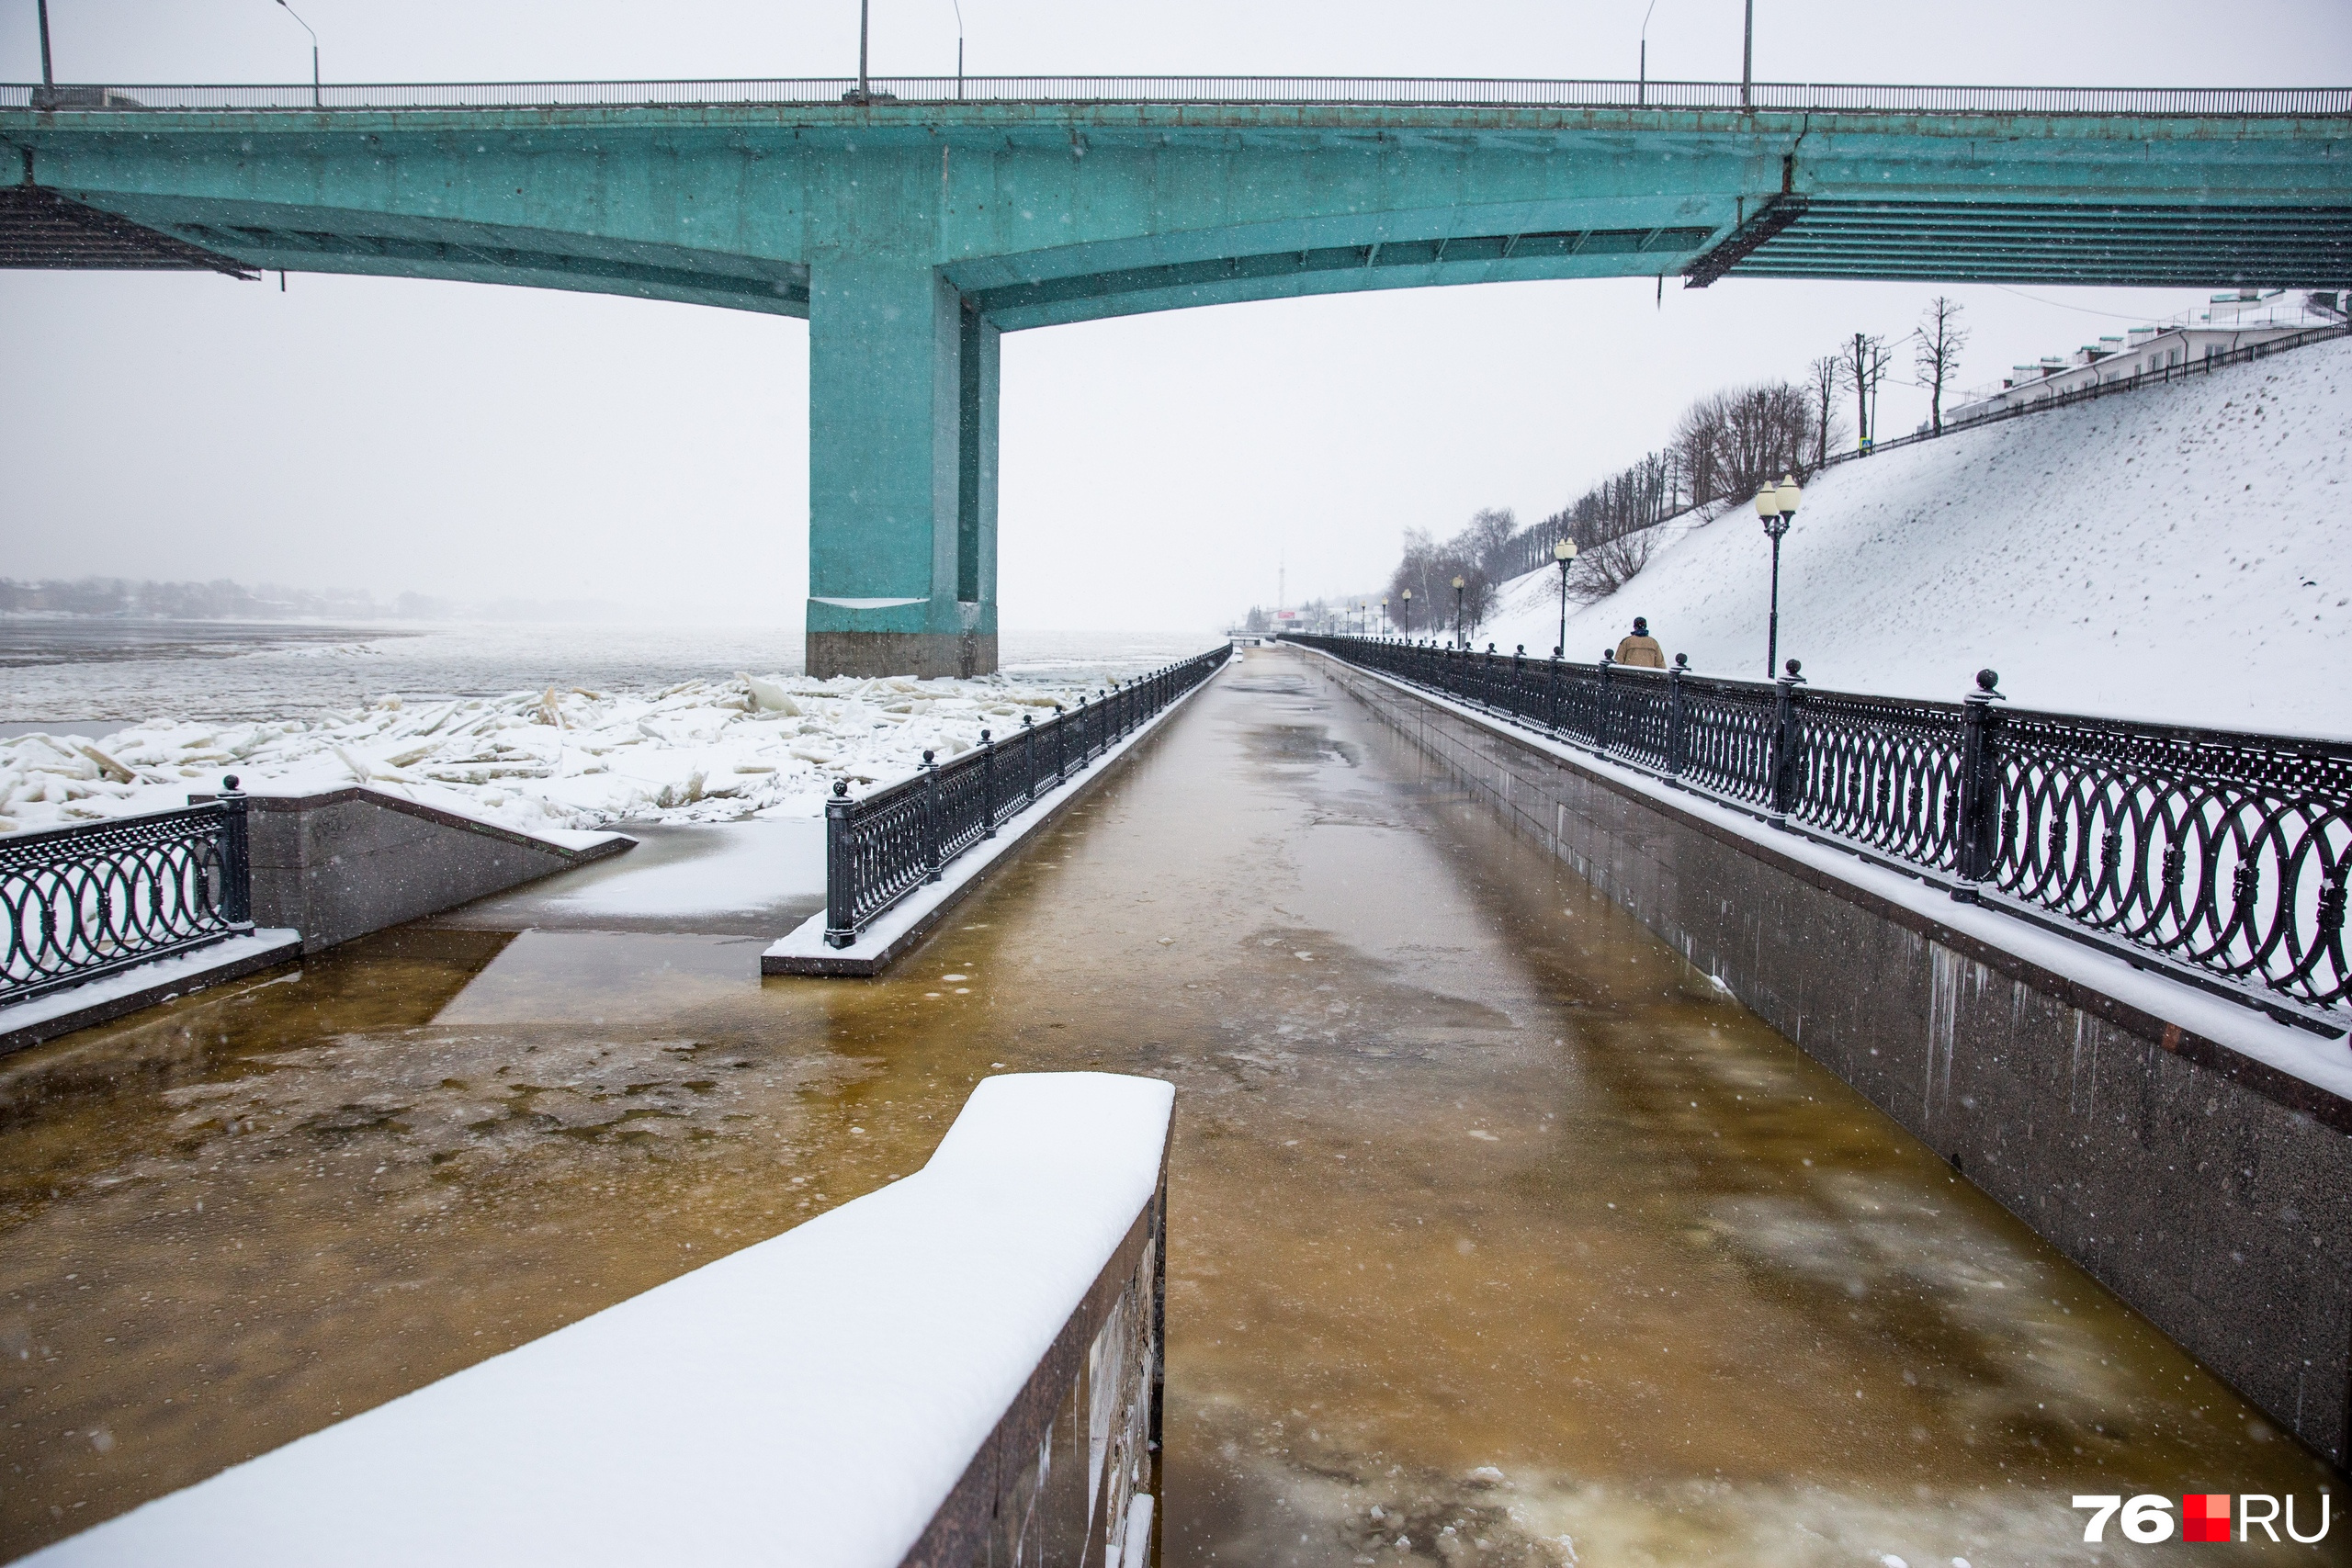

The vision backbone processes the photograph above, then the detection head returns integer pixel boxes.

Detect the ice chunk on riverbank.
[0,667,1151,837]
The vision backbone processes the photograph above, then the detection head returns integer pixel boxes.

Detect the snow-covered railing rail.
[28,1071,1173,1568]
[823,645,1229,948]
[1,786,252,1005]
[1287,636,2352,1033]
[7,78,2348,115]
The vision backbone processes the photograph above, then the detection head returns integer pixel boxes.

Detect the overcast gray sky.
[3,0,2346,631]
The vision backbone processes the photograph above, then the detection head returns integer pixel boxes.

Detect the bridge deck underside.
[0,186,253,276]
[1725,199,2352,288]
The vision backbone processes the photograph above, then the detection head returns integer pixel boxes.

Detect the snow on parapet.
[27,1071,1176,1568]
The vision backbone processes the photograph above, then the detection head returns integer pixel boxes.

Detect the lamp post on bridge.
[1400,587,1412,637]
[1452,576,1466,649]
[1381,596,1390,637]
[1553,537,1578,657]
[1753,473,1802,679]
[274,0,321,106]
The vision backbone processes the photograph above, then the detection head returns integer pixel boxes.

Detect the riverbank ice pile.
[0,671,1136,837]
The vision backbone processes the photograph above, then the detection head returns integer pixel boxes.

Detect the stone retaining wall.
[208,787,633,953]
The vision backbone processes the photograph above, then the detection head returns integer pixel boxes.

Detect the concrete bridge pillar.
[806,251,1000,678]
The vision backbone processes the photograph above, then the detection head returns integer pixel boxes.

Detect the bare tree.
[1912,297,1971,434]
[1842,332,1892,448]
[1674,380,1818,510]
[1807,354,1844,467]
[1385,509,1515,641]
[1567,525,1660,605]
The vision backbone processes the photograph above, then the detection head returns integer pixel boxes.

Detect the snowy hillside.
[1482,337,2351,736]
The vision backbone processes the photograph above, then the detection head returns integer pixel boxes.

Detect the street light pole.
[276,0,320,106]
[1452,576,1466,649]
[1741,0,1755,111]
[1753,473,1802,678]
[36,0,52,85]
[1400,587,1412,637]
[1553,537,1578,656]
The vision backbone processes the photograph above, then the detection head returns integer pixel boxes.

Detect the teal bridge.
[6,77,2349,675]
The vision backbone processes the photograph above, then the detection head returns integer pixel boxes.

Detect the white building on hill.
[1943,289,2340,426]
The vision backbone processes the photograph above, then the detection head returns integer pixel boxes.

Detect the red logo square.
[2183,1493,2231,1542]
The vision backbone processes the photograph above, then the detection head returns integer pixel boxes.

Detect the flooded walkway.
[1,646,2342,1562]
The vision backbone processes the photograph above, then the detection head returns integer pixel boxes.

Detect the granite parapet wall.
[209,787,633,953]
[1312,652,2352,1466]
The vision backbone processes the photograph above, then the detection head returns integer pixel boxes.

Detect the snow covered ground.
[1482,336,2351,736]
[0,664,1198,838]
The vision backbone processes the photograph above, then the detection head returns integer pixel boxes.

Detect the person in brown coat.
[1614,616,1666,668]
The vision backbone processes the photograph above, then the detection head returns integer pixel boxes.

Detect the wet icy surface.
[0,646,2341,1562]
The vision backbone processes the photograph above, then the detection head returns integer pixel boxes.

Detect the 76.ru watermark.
[2072,1494,2332,1544]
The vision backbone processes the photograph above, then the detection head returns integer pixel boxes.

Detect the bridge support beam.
[806,254,999,679]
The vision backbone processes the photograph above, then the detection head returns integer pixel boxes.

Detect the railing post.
[1023,712,1038,805]
[1545,650,1562,734]
[979,728,998,838]
[1667,654,1688,777]
[922,749,944,883]
[1596,651,1615,750]
[1053,705,1067,784]
[1768,659,1805,829]
[1512,644,1524,719]
[217,773,253,930]
[1951,668,2005,902]
[823,780,858,948]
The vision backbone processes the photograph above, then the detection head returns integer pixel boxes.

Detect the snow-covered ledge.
[29,1072,1174,1568]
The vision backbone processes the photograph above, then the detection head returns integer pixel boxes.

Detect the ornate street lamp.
[1452,575,1466,649]
[1754,473,1803,679]
[1380,595,1390,637]
[1553,536,1578,657]
[1400,587,1412,635]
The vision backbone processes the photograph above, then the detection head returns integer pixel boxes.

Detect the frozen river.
[0,619,1218,723]
[0,646,2341,1562]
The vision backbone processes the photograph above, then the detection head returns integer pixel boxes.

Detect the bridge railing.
[822,647,1229,948]
[1286,635,2352,1032]
[8,78,2347,116]
[1,791,254,1006]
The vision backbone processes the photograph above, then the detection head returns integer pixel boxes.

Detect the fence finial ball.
[222,774,240,792]
[1674,652,1689,669]
[1977,668,2001,692]
[833,779,850,797]
[922,750,935,765]
[980,728,991,743]
[1785,659,1803,678]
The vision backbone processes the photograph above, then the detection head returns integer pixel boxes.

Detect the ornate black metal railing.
[1287,636,2352,1029]
[822,648,1231,947]
[1,789,254,1006]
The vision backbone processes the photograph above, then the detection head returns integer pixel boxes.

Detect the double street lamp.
[1753,474,1804,679]
[1552,536,1579,657]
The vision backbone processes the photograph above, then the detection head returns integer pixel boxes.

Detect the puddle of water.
[0,647,2341,1563]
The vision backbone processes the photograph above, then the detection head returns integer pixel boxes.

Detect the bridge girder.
[5,97,2347,675]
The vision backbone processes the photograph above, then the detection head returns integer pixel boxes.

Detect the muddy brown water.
[1,646,2342,1563]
